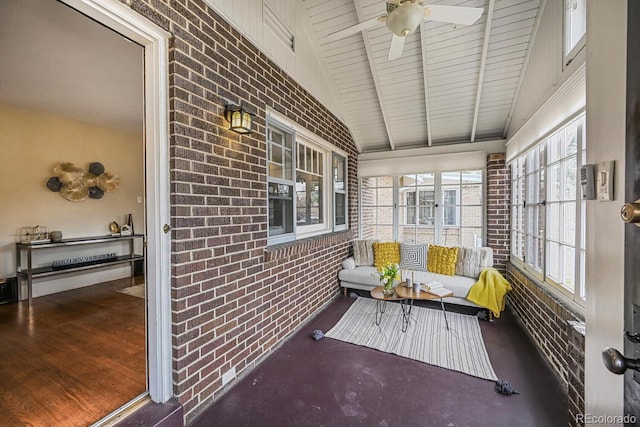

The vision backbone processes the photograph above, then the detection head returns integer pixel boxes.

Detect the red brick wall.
[486,153,510,273]
[120,0,358,421]
[507,264,585,427]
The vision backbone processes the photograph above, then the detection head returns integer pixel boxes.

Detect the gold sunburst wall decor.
[46,162,121,202]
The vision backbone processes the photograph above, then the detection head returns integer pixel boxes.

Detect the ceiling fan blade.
[426,5,484,26]
[326,15,383,42]
[388,34,405,61]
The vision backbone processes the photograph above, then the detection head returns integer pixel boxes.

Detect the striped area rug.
[325,297,498,381]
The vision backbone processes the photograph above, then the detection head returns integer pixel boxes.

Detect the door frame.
[60,0,172,403]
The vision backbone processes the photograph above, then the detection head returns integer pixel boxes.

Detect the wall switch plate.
[597,160,615,201]
[136,196,143,204]
[222,366,236,386]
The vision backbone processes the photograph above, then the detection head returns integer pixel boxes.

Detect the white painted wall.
[585,0,626,420]
[507,0,586,139]
[206,0,345,122]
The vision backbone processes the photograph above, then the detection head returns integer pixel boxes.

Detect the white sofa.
[339,245,494,309]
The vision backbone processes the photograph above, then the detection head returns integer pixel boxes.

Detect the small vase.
[383,280,396,296]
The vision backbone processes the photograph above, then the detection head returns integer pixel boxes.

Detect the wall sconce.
[225,104,253,134]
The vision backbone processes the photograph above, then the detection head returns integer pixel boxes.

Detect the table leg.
[400,299,411,333]
[27,247,33,307]
[375,300,386,325]
[439,297,449,331]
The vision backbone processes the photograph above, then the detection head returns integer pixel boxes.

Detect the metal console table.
[16,234,145,306]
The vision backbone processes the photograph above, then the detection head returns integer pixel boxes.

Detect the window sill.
[264,230,353,262]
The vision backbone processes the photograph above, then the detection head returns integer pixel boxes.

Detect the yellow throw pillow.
[373,242,401,268]
[427,245,459,276]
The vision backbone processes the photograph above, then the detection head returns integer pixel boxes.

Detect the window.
[333,153,347,228]
[362,171,484,246]
[510,114,586,306]
[267,116,347,244]
[405,190,435,226]
[564,0,586,66]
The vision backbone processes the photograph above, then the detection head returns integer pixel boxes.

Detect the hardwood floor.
[0,276,146,426]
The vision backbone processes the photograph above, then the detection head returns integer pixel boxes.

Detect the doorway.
[0,0,171,423]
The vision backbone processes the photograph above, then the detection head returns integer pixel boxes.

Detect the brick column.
[486,153,510,273]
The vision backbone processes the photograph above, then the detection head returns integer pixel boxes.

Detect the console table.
[16,234,145,306]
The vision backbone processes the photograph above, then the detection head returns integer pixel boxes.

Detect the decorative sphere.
[47,176,63,192]
[89,186,105,199]
[88,162,105,176]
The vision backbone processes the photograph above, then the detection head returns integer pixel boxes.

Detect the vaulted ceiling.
[302,0,542,153]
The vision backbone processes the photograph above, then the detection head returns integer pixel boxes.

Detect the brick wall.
[486,153,510,273]
[119,0,359,421]
[507,263,585,427]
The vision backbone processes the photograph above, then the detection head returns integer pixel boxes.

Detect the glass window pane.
[462,184,482,206]
[563,202,576,245]
[563,246,576,291]
[564,156,577,200]
[547,164,561,202]
[377,207,394,225]
[335,193,346,226]
[548,241,560,281]
[442,172,461,185]
[376,187,394,206]
[461,227,483,247]
[376,226,394,242]
[441,226,460,246]
[547,203,560,241]
[548,133,562,163]
[296,171,323,226]
[268,183,293,236]
[461,206,483,227]
[334,155,345,191]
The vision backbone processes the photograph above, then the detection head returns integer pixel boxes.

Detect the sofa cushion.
[400,243,428,271]
[353,239,376,266]
[455,246,494,279]
[412,271,477,299]
[373,242,401,268]
[427,245,459,276]
[338,266,381,287]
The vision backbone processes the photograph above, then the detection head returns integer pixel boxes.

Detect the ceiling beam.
[353,0,396,150]
[419,21,433,147]
[470,0,496,143]
[503,0,547,138]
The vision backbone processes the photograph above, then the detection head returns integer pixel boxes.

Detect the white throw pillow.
[353,239,377,266]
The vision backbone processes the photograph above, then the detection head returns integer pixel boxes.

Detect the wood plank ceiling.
[303,0,542,153]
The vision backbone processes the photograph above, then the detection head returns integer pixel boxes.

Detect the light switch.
[137,196,143,204]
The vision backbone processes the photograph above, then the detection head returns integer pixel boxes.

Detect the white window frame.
[563,0,586,68]
[333,152,348,231]
[360,171,485,247]
[266,111,347,245]
[441,188,460,227]
[295,136,329,238]
[509,114,586,310]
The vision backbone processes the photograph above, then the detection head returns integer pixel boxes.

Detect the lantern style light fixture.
[225,104,254,134]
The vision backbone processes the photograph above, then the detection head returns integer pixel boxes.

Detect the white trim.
[60,0,173,404]
[506,63,586,164]
[358,149,491,178]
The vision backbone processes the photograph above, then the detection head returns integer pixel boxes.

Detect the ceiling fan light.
[386,3,424,37]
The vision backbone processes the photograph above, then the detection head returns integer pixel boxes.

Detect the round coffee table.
[370,286,404,327]
[395,285,454,331]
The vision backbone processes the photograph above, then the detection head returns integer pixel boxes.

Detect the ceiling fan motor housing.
[386,2,425,37]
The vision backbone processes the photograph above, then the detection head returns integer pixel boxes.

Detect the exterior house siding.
[121,0,358,420]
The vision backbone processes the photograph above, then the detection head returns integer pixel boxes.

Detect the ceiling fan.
[326,0,484,61]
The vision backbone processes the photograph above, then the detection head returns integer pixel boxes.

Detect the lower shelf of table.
[17,255,144,279]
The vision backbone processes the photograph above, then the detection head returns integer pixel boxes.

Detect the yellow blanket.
[467,268,512,318]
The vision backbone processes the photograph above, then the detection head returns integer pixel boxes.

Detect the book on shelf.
[420,281,451,297]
